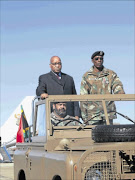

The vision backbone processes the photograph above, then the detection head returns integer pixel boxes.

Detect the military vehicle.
[14,94,135,180]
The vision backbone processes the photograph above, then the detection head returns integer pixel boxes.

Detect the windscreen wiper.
[77,110,135,131]
[77,114,101,131]
[111,111,135,124]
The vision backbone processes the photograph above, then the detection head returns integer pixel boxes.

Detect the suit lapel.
[60,73,66,87]
[50,71,65,86]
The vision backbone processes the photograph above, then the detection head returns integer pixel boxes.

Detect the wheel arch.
[52,175,62,180]
[18,169,26,180]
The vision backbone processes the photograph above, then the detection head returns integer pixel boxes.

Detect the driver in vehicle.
[51,102,79,126]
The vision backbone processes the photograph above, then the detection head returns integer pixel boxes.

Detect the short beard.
[55,108,66,118]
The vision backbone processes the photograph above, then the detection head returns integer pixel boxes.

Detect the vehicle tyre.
[92,125,135,142]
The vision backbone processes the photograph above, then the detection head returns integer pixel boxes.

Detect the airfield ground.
[0,163,14,180]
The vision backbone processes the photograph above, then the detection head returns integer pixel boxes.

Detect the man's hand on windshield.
[41,93,48,99]
[75,116,79,120]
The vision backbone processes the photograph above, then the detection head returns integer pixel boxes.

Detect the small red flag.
[16,105,29,143]
[16,116,24,143]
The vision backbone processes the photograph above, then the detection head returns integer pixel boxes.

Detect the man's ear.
[53,104,55,110]
[49,64,52,69]
[92,59,94,64]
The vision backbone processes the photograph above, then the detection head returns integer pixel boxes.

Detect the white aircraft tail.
[0,96,34,145]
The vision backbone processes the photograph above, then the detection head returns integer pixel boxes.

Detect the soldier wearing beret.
[80,51,125,125]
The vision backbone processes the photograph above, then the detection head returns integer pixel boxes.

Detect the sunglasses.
[51,62,62,66]
[94,57,103,61]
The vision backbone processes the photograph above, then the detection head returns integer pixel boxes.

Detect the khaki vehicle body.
[14,94,135,180]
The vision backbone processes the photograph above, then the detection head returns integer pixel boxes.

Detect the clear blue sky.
[1,1,134,126]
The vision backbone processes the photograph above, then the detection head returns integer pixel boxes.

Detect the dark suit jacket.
[36,71,80,117]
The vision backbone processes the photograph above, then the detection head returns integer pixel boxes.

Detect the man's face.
[53,103,66,118]
[50,56,62,73]
[92,56,104,68]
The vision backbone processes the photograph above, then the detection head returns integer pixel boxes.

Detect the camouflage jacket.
[80,66,125,123]
[51,112,76,126]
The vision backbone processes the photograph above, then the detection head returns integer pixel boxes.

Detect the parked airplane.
[0,96,34,145]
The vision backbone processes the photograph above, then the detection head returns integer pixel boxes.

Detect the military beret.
[53,102,66,105]
[53,102,60,105]
[91,51,105,59]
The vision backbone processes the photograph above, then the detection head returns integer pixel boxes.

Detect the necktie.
[57,75,60,79]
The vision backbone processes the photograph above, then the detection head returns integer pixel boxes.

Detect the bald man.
[36,56,80,119]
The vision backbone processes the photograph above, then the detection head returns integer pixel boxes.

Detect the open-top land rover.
[14,94,135,180]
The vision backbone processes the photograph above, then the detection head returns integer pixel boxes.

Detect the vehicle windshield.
[48,95,135,128]
[33,94,135,137]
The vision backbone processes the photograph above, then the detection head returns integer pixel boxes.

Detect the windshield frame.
[44,94,135,135]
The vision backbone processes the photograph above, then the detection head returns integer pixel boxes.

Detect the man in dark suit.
[36,56,80,119]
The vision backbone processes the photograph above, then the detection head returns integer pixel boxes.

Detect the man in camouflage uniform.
[51,102,77,126]
[80,51,125,125]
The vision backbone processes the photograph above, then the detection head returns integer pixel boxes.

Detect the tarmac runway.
[0,163,14,180]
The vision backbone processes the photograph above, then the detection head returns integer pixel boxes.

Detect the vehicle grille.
[121,150,135,173]
[81,150,117,180]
